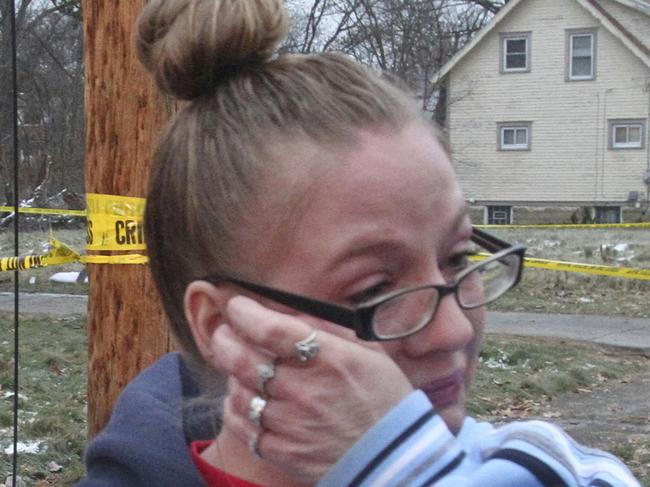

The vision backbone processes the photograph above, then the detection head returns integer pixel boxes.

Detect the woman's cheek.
[463,308,485,388]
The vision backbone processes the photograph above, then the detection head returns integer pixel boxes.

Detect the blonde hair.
[136,0,428,362]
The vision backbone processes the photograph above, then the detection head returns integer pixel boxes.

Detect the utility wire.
[9,0,21,485]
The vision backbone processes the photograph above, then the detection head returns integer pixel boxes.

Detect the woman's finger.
[222,383,326,485]
[225,295,324,359]
[227,376,305,436]
[209,322,275,393]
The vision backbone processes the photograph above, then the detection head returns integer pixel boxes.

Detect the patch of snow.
[542,240,561,248]
[2,392,28,401]
[49,272,87,284]
[483,357,510,369]
[3,441,41,454]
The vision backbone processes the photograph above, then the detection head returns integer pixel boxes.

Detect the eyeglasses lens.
[370,251,520,339]
[372,288,439,339]
[458,253,520,308]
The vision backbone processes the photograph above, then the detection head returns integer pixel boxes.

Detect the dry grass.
[470,335,650,484]
[0,313,87,486]
[482,226,650,318]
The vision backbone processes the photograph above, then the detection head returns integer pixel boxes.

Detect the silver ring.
[257,361,276,396]
[249,431,262,459]
[249,395,267,428]
[295,329,320,363]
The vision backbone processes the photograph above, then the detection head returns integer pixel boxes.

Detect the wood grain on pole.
[82,0,171,437]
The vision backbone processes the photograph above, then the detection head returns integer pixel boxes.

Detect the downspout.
[644,79,650,217]
[600,88,611,199]
[594,92,600,203]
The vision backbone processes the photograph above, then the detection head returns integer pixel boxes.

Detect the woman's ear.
[184,280,232,361]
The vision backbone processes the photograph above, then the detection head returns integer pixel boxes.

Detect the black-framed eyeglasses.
[200,228,526,341]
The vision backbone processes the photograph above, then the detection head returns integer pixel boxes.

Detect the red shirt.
[191,441,265,487]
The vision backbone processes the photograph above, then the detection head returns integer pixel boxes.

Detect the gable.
[594,0,650,52]
[435,0,650,83]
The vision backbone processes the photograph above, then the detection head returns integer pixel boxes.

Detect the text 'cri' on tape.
[85,193,147,252]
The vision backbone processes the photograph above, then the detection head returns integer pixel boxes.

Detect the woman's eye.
[445,251,475,272]
[348,282,391,306]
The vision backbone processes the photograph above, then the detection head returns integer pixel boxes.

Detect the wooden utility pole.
[82,1,170,436]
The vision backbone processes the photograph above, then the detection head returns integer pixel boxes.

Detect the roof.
[433,0,650,83]
[609,0,650,15]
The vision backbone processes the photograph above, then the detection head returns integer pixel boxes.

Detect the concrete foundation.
[470,204,650,224]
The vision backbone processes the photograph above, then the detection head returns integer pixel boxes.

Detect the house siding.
[448,0,650,207]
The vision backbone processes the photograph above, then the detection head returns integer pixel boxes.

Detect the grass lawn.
[472,335,650,485]
[0,314,87,486]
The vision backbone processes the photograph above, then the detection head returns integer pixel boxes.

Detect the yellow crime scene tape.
[0,206,86,216]
[522,256,650,280]
[82,254,149,265]
[0,194,648,279]
[2,203,648,230]
[0,240,148,271]
[83,193,148,264]
[0,194,149,269]
[470,254,650,281]
[0,236,80,272]
[85,193,146,251]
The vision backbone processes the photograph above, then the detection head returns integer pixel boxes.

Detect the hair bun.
[136,0,288,100]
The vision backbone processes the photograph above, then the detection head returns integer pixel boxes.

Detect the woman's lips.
[419,369,465,407]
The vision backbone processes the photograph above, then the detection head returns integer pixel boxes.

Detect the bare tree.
[465,0,508,14]
[1,0,501,207]
[284,0,497,115]
[284,0,363,53]
[0,0,84,207]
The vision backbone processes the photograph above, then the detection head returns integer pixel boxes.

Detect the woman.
[78,0,639,485]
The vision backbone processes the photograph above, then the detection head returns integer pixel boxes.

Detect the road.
[1,292,649,352]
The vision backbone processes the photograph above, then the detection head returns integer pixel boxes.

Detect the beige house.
[434,0,650,224]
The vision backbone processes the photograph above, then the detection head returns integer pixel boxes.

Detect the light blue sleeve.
[317,390,463,487]
[317,391,640,487]
[471,420,641,487]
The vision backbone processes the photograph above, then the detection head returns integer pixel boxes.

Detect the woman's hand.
[209,295,413,485]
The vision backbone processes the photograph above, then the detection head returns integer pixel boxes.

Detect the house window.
[501,33,531,72]
[498,122,531,150]
[609,119,646,149]
[566,30,596,80]
[594,207,620,224]
[487,206,512,225]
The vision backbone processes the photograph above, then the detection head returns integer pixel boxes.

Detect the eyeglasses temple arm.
[471,227,511,253]
[219,277,361,331]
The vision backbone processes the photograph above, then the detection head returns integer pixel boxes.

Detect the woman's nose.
[401,293,481,357]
